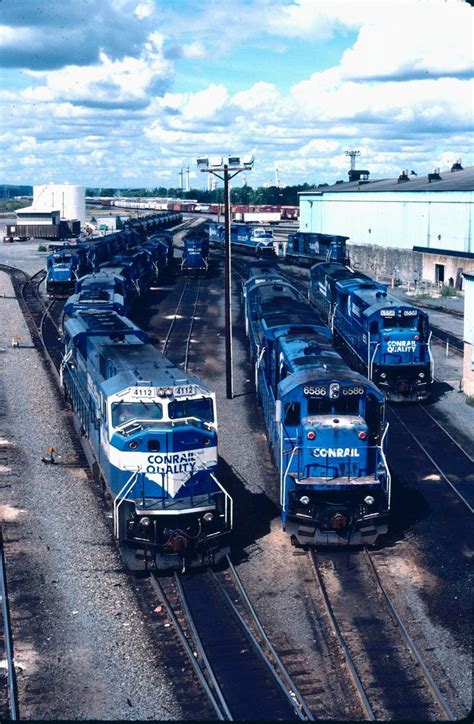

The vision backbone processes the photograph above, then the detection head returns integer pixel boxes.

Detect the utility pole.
[196,155,255,399]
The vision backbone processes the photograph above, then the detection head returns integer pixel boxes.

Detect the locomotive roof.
[279,367,383,400]
[77,271,124,287]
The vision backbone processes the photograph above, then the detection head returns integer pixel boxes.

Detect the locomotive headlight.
[364,496,375,506]
[418,372,425,379]
[203,512,214,523]
[380,373,387,379]
[140,516,151,527]
[300,495,310,506]
[165,387,173,396]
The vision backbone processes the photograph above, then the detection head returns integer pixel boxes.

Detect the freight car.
[208,222,274,256]
[244,267,390,547]
[309,262,433,402]
[283,232,350,266]
[61,309,232,571]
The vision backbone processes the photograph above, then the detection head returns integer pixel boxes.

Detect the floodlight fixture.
[242,154,255,168]
[196,157,209,169]
[210,156,224,167]
[227,156,241,167]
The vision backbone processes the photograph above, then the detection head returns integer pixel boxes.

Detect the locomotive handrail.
[380,422,391,507]
[210,473,233,530]
[113,470,140,538]
[368,342,379,380]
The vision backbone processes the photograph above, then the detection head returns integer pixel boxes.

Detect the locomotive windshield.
[169,397,214,423]
[112,401,163,426]
[307,397,360,415]
[382,316,417,329]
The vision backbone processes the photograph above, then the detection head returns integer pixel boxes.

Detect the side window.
[284,402,300,426]
[370,321,379,335]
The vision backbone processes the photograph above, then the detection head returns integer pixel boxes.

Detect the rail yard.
[0,215,471,721]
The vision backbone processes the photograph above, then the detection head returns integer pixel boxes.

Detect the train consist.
[60,232,232,571]
[208,222,274,256]
[46,212,181,297]
[243,265,391,547]
[309,262,433,402]
[181,230,209,273]
[282,232,350,266]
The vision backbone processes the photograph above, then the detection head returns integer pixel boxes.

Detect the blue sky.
[0,0,472,189]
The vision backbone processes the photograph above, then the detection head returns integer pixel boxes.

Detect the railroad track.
[310,548,456,721]
[162,276,202,371]
[387,403,474,513]
[0,530,18,720]
[151,558,314,721]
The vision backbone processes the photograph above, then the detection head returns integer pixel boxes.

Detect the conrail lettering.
[312,448,360,458]
[146,451,197,475]
[387,340,416,353]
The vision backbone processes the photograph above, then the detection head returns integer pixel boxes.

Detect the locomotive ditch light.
[203,512,214,523]
[140,516,151,527]
[300,495,310,506]
[364,496,375,506]
[418,372,425,378]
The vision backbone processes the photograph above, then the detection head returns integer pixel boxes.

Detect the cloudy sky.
[1,0,472,189]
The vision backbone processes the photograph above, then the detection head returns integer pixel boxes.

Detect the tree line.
[86,183,324,207]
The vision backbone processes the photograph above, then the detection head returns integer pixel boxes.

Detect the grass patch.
[440,285,459,297]
[37,244,47,252]
[466,396,474,408]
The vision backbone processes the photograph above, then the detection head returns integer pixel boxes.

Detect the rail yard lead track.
[161,276,203,371]
[151,561,313,721]
[0,529,18,720]
[310,548,456,721]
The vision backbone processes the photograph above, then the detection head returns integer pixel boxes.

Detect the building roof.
[15,206,60,215]
[299,165,474,194]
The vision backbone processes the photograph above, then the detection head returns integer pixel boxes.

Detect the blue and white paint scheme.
[309,262,433,401]
[244,267,390,547]
[208,222,274,255]
[61,309,232,571]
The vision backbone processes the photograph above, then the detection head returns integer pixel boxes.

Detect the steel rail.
[161,277,190,357]
[363,548,456,721]
[219,556,314,720]
[0,529,18,721]
[173,573,233,720]
[388,406,474,514]
[149,573,228,721]
[309,551,376,721]
[183,278,202,372]
[418,404,474,463]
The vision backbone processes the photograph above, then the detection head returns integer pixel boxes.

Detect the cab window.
[112,401,163,427]
[168,397,214,423]
[284,402,300,426]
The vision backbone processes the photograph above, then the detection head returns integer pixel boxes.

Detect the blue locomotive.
[61,309,233,571]
[309,262,433,402]
[282,232,350,266]
[244,267,390,547]
[46,212,181,297]
[208,222,274,255]
[181,232,209,273]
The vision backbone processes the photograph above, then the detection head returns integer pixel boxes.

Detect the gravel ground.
[1,241,472,720]
[0,271,183,720]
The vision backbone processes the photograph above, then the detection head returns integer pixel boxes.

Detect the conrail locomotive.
[208,221,274,255]
[46,212,181,297]
[309,262,433,401]
[243,266,391,547]
[282,232,350,266]
[61,310,233,572]
[181,231,209,273]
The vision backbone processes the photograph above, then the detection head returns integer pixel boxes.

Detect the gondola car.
[61,310,232,571]
[244,267,390,547]
[309,262,433,401]
[208,222,274,256]
[283,232,350,266]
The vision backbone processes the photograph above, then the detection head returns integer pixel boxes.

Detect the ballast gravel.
[0,270,183,720]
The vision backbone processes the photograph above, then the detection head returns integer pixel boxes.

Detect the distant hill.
[0,185,33,199]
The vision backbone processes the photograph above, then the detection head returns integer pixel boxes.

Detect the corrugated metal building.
[463,272,474,396]
[299,165,474,286]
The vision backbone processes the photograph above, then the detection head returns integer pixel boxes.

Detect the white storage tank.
[33,183,86,222]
